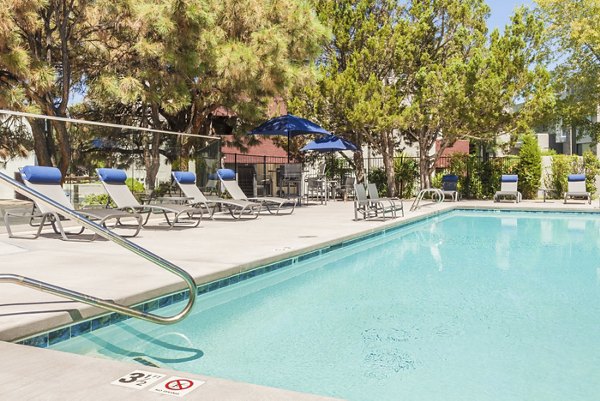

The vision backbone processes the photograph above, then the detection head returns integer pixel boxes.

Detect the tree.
[292,1,551,194]
[82,0,328,189]
[516,133,541,198]
[0,0,129,176]
[290,0,402,195]
[395,2,551,188]
[536,0,600,145]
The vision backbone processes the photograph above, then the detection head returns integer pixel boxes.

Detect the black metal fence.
[222,152,522,199]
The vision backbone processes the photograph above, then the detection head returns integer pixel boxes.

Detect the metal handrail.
[410,188,444,211]
[0,109,218,140]
[0,172,197,325]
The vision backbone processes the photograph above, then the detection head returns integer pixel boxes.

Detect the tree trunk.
[51,119,71,177]
[381,131,396,197]
[143,104,163,191]
[29,119,53,166]
[353,149,365,183]
[419,139,431,189]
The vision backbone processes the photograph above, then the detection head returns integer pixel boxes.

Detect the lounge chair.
[171,171,260,219]
[494,175,522,203]
[441,174,460,202]
[354,183,398,220]
[366,183,404,217]
[4,166,143,240]
[216,169,297,215]
[564,174,591,204]
[97,168,203,228]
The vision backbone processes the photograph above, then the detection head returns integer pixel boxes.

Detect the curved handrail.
[410,188,444,211]
[0,172,196,325]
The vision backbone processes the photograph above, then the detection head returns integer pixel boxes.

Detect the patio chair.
[4,166,143,240]
[441,174,460,202]
[305,176,326,204]
[338,176,356,201]
[494,175,522,203]
[564,174,591,204]
[97,168,203,228]
[171,171,260,219]
[366,183,404,217]
[353,183,398,220]
[216,169,297,215]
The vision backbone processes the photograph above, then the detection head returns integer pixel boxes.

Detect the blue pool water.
[51,211,600,400]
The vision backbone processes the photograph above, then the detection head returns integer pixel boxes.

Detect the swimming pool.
[50,210,600,401]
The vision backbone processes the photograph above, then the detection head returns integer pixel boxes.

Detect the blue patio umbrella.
[300,134,357,153]
[301,135,357,205]
[249,114,330,160]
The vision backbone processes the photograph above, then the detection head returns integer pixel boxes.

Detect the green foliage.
[367,156,418,198]
[81,194,114,208]
[537,0,600,145]
[394,156,418,198]
[541,149,557,156]
[546,154,579,198]
[324,157,349,181]
[516,134,542,199]
[583,151,600,196]
[125,178,145,194]
[367,168,387,197]
[292,1,551,189]
[445,154,518,199]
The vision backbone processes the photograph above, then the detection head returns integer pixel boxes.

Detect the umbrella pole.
[287,132,290,162]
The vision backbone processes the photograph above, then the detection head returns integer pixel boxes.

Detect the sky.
[486,0,534,32]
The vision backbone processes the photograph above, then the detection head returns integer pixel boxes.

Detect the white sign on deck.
[111,370,166,389]
[149,376,205,397]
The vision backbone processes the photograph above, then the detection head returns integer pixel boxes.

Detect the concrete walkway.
[0,197,598,400]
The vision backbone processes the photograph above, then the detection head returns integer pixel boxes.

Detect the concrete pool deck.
[0,197,599,400]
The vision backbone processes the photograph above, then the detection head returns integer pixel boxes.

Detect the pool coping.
[13,202,600,349]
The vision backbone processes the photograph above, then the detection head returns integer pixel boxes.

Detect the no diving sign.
[149,376,205,397]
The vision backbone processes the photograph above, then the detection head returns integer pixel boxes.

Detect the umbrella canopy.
[249,114,330,161]
[249,114,330,137]
[301,134,357,153]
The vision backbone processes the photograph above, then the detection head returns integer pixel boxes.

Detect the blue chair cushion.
[501,175,518,183]
[217,169,236,181]
[568,174,585,182]
[21,165,62,184]
[442,174,458,183]
[97,168,127,184]
[173,171,196,184]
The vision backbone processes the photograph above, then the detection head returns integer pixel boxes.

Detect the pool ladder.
[0,171,196,325]
[410,188,444,211]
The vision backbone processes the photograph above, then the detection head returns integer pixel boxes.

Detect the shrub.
[516,134,542,199]
[546,154,578,198]
[81,193,114,208]
[394,156,418,198]
[125,177,145,194]
[583,150,600,196]
[367,168,387,196]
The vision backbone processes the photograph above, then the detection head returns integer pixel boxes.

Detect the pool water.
[51,211,600,401]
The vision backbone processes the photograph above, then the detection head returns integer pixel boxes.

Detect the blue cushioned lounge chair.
[216,169,296,215]
[97,168,203,228]
[441,174,460,202]
[4,166,143,240]
[564,174,591,204]
[494,175,522,203]
[172,171,260,219]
